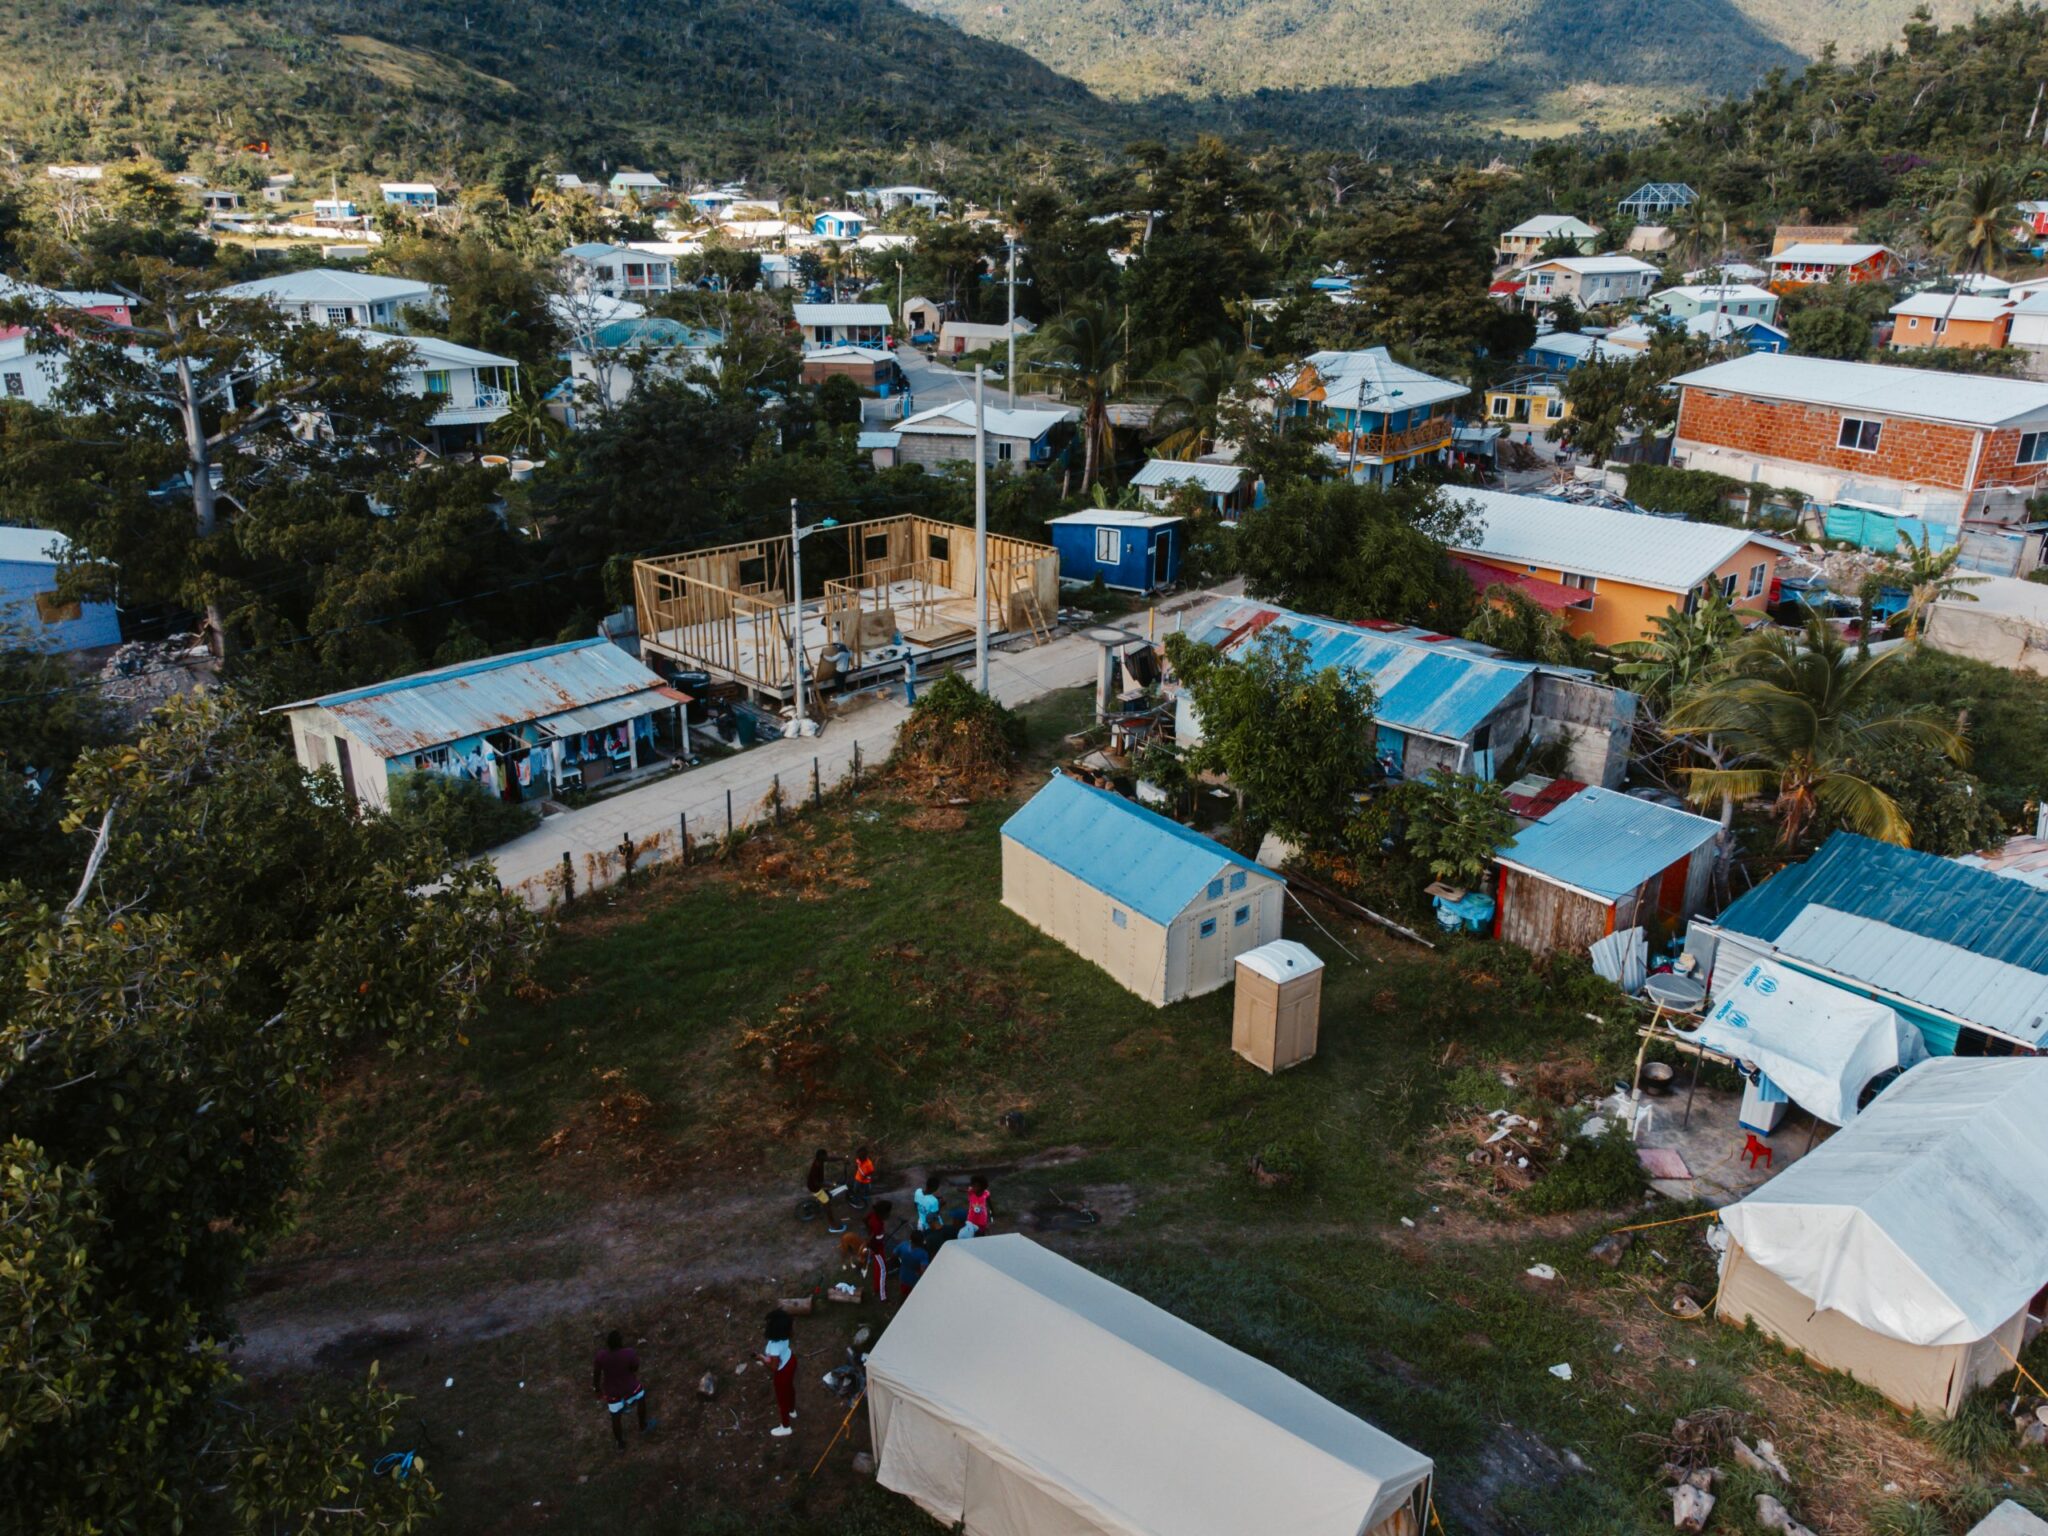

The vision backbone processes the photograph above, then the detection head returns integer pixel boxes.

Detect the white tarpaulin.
[865,1234,1433,1536]
[1691,956,1925,1126]
[1721,1056,2048,1348]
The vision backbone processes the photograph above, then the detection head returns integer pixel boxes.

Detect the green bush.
[384,770,539,857]
[1624,463,1743,524]
[1517,1124,1646,1215]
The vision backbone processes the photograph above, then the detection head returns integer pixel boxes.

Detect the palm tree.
[1665,611,1967,847]
[1025,297,1128,491]
[1150,340,1258,459]
[1893,529,1985,646]
[1668,197,1730,273]
[489,386,565,458]
[1930,166,2021,328]
[1610,592,1746,709]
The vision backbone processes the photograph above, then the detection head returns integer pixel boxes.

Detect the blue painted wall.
[0,559,120,652]
[1050,518,1183,591]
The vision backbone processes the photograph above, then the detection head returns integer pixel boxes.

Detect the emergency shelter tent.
[1691,956,1926,1126]
[1718,1057,2048,1418]
[866,1235,1434,1536]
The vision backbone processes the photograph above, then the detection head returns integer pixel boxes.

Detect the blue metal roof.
[1001,774,1274,926]
[274,638,670,758]
[1187,599,1536,744]
[1717,833,2048,975]
[1495,787,1720,900]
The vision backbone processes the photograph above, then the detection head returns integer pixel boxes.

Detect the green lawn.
[269,685,2045,1536]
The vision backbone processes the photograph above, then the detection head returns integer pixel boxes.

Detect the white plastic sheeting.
[1692,956,1925,1126]
[1721,1056,2048,1348]
[1589,927,1648,993]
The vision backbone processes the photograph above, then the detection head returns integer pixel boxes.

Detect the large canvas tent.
[1691,956,1927,1126]
[866,1235,1433,1536]
[1718,1057,2048,1418]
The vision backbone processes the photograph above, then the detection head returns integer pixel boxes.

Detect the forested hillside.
[908,0,1984,134]
[0,0,1138,190]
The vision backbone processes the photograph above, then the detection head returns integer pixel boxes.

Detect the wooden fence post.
[561,851,575,906]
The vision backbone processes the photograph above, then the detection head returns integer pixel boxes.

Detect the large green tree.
[1234,479,1478,631]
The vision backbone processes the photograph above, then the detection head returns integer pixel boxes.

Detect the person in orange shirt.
[851,1146,876,1207]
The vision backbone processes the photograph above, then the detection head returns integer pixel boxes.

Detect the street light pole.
[1006,236,1018,411]
[974,364,990,694]
[789,496,809,733]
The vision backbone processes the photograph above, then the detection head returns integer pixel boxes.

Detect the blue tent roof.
[1187,599,1539,744]
[1001,774,1273,926]
[1717,833,2048,974]
[1496,787,1720,900]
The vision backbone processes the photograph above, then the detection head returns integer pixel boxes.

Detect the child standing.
[758,1308,797,1438]
[592,1330,649,1451]
[965,1175,994,1235]
[805,1148,847,1234]
[913,1173,942,1233]
[892,1237,931,1297]
[852,1146,876,1207]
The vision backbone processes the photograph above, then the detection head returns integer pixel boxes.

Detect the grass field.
[247,684,2048,1536]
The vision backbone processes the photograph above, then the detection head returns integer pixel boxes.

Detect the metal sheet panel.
[1774,907,2048,1048]
[1494,787,1721,901]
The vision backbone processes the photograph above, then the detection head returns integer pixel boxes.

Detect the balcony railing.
[472,387,511,410]
[1329,418,1454,460]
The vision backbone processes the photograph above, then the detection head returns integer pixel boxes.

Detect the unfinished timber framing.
[633,514,1059,700]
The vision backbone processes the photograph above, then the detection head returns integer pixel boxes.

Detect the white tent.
[866,1235,1433,1536]
[1691,956,1925,1125]
[1718,1057,2048,1416]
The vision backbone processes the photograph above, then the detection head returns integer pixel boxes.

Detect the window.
[33,590,80,624]
[423,369,451,396]
[1095,528,1120,564]
[1206,879,1224,900]
[1111,908,1126,929]
[1931,316,1948,336]
[1198,918,1218,938]
[1233,905,1250,927]
[1228,871,1247,892]
[2,372,20,397]
[927,533,950,562]
[996,441,1013,462]
[325,306,352,325]
[1837,417,1882,452]
[737,556,767,589]
[1561,573,1597,591]
[1546,398,1565,420]
[863,532,891,563]
[1746,562,1768,598]
[1904,316,1919,330]
[1720,572,1739,599]
[2019,432,2048,466]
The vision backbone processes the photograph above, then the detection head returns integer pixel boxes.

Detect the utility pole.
[789,497,809,734]
[974,364,990,694]
[1006,236,1018,410]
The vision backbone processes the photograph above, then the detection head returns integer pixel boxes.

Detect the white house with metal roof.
[608,171,668,201]
[792,302,892,350]
[213,270,440,330]
[1765,242,1900,286]
[1130,459,1255,519]
[1496,214,1602,265]
[1514,255,1661,312]
[353,330,521,452]
[379,182,440,212]
[561,242,677,299]
[1650,284,1780,325]
[890,399,1074,469]
[273,637,686,811]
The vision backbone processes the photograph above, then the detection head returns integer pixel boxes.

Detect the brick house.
[1764,243,1900,290]
[1671,354,2048,530]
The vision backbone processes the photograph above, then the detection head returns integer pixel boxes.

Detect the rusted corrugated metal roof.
[274,638,669,758]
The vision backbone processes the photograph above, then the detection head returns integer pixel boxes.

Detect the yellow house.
[1486,379,1571,433]
[1449,488,1787,647]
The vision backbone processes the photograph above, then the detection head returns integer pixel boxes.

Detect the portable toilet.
[1231,940,1324,1073]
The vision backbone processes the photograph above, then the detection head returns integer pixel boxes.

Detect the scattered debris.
[1733,1437,1791,1483]
[1671,1484,1715,1532]
[1548,1363,1573,1381]
[1525,1263,1559,1282]
[778,1296,814,1316]
[96,637,213,726]
[1755,1493,1815,1536]
[851,1451,876,1477]
[1589,1231,1634,1268]
[697,1373,718,1399]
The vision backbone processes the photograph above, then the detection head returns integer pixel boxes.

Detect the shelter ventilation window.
[1095,529,1119,564]
[1228,871,1247,892]
[1199,918,1218,938]
[1111,908,1126,928]
[927,533,950,562]
[2019,432,2048,466]
[1206,879,1224,900]
[1837,417,1882,453]
[863,533,891,563]
[1233,905,1250,926]
[737,556,768,590]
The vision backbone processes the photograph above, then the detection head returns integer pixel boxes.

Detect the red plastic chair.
[1742,1132,1774,1171]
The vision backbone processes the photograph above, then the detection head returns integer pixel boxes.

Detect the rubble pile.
[96,638,213,726]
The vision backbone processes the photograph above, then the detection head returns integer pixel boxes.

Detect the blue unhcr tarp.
[1823,505,1956,554]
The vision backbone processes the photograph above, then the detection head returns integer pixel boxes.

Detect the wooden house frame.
[632,514,1057,698]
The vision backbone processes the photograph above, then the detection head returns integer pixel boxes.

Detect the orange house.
[1765,242,1900,292]
[1449,488,1787,647]
[1888,292,2013,353]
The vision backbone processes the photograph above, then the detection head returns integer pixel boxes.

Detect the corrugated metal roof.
[1774,908,2048,1047]
[1187,598,1534,744]
[1130,459,1245,494]
[1674,353,2048,428]
[1001,773,1273,927]
[215,269,434,305]
[1450,488,1760,594]
[1297,348,1467,413]
[792,303,891,327]
[274,638,669,758]
[0,525,69,566]
[1494,787,1720,900]
[1714,833,2048,1033]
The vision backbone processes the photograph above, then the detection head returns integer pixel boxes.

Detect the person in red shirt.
[592,1330,648,1450]
[965,1175,994,1235]
[862,1199,895,1301]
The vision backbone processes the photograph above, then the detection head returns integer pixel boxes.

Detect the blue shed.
[0,526,120,653]
[1046,510,1183,592]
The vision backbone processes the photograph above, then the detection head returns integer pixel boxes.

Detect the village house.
[607,171,668,203]
[560,317,720,424]
[1670,352,2048,534]
[0,526,120,653]
[1617,182,1697,220]
[797,345,905,396]
[2006,291,2048,377]
[1046,508,1183,592]
[1495,214,1602,265]
[1522,331,1616,372]
[1888,292,2013,352]
[0,280,132,405]
[685,187,740,218]
[356,330,520,453]
[811,209,868,240]
[1175,597,1637,789]
[561,242,678,299]
[1130,458,1256,520]
[1448,487,1790,646]
[792,302,891,350]
[936,316,1034,358]
[214,269,439,329]
[1625,225,1677,256]
[860,185,946,214]
[311,197,362,226]
[1765,242,1900,289]
[890,399,1072,469]
[1285,347,1466,484]
[1514,255,1662,312]
[1608,312,1789,355]
[1650,283,1781,325]
[1688,831,2048,1059]
[899,295,944,337]
[1485,374,1572,434]
[1000,773,1285,1006]
[378,182,439,212]
[272,637,686,812]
